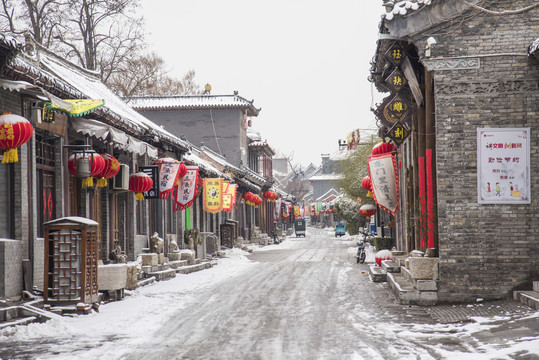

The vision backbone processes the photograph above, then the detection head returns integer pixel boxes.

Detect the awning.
[45,99,105,117]
[70,117,157,158]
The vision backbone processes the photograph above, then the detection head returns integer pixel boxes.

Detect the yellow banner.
[294,206,300,218]
[203,178,223,213]
[45,99,105,117]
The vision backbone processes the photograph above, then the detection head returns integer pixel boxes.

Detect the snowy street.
[1,227,539,360]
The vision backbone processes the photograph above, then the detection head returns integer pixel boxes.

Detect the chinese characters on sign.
[477,128,530,204]
[174,166,199,211]
[203,178,224,213]
[368,153,399,214]
[140,166,159,199]
[387,122,410,146]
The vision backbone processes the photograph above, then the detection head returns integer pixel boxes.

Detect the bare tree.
[109,52,201,97]
[0,0,63,47]
[0,0,201,97]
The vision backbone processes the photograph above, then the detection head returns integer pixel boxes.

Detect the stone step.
[387,272,438,306]
[514,290,539,310]
[168,260,189,269]
[381,259,400,273]
[147,268,176,281]
[176,261,212,275]
[137,276,156,288]
[367,264,387,283]
[0,316,38,329]
[387,272,416,305]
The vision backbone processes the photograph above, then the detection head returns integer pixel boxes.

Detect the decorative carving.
[422,58,480,71]
[437,80,539,96]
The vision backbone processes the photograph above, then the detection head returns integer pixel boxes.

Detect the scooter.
[356,232,368,264]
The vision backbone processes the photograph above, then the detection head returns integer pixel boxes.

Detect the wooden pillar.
[425,69,438,253]
[416,102,427,250]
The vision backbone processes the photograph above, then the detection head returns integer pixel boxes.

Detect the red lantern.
[95,154,120,188]
[359,204,377,219]
[129,172,153,200]
[372,142,396,156]
[68,152,105,187]
[177,162,187,178]
[0,113,33,164]
[375,249,393,267]
[362,176,374,198]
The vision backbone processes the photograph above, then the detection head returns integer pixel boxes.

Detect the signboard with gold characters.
[203,178,224,213]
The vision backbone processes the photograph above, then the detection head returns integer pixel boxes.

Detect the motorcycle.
[356,232,368,264]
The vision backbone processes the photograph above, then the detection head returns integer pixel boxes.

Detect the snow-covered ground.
[1,229,538,359]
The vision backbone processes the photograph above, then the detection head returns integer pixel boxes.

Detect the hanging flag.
[294,206,300,218]
[222,184,238,213]
[159,162,181,199]
[203,178,224,213]
[368,152,399,214]
[174,166,199,211]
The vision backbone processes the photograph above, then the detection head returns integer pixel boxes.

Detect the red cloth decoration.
[375,249,392,267]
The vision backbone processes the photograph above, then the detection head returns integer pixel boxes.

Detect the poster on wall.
[477,128,530,204]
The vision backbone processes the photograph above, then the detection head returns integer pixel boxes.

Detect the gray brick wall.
[138,109,243,167]
[0,240,24,299]
[422,4,539,302]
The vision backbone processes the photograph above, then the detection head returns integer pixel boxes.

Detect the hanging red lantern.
[371,142,396,156]
[129,172,153,200]
[0,113,33,164]
[95,154,120,188]
[359,204,377,219]
[177,161,187,178]
[361,176,373,197]
[68,152,105,187]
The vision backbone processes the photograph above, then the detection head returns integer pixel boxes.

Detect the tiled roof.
[127,94,260,116]
[383,0,433,20]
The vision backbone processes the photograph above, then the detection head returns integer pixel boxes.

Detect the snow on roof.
[383,0,433,21]
[316,188,341,202]
[249,140,276,156]
[39,53,189,149]
[183,148,227,178]
[247,129,261,141]
[199,146,242,174]
[309,173,344,181]
[127,94,260,116]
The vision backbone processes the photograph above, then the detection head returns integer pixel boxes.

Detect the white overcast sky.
[139,0,384,168]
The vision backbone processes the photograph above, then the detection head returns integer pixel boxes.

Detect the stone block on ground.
[140,253,158,266]
[98,264,127,291]
[125,263,138,290]
[408,257,439,280]
[168,252,181,261]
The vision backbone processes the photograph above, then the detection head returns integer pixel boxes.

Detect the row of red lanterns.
[263,191,278,202]
[243,191,263,207]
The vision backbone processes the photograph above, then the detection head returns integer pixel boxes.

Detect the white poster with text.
[477,128,530,204]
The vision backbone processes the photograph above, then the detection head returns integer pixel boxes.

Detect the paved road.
[128,227,466,359]
[2,227,538,359]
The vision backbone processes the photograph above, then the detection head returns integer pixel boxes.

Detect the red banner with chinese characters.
[174,166,199,211]
[367,153,399,214]
[203,178,224,213]
[159,162,181,199]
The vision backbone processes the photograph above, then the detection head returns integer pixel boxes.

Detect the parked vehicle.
[356,232,369,264]
[294,219,306,237]
[335,222,346,237]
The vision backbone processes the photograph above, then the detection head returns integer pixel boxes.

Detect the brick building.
[370,0,538,302]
